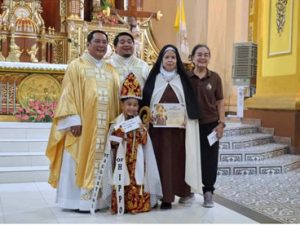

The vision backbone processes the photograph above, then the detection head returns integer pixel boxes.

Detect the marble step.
[220,133,274,150]
[0,139,48,152]
[219,143,288,162]
[0,122,51,139]
[0,166,49,183]
[0,123,51,183]
[0,152,49,167]
[218,154,300,175]
[223,122,259,137]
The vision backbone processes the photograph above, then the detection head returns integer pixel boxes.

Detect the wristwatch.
[218,120,226,128]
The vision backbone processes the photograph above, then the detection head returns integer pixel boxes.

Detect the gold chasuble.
[46,52,120,190]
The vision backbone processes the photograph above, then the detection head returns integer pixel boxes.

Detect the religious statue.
[0,0,10,24]
[27,44,39,63]
[32,0,45,28]
[128,16,142,57]
[113,15,156,58]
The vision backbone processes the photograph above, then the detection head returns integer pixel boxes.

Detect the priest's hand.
[70,125,82,137]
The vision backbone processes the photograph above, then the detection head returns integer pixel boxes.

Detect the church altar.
[0,61,66,121]
[0,0,162,121]
[0,61,67,71]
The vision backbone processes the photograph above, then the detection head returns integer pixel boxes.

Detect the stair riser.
[220,137,274,150]
[219,148,288,162]
[284,161,300,173]
[0,171,49,183]
[0,155,49,167]
[223,127,258,137]
[0,141,48,152]
[217,162,300,175]
[244,148,287,161]
[0,129,50,139]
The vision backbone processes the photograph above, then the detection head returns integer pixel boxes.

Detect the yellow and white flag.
[174,0,189,55]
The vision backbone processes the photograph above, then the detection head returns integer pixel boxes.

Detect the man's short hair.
[113,32,135,47]
[87,30,108,43]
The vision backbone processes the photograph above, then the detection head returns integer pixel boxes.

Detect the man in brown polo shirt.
[188,44,225,208]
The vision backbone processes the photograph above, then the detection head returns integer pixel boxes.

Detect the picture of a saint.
[153,104,167,125]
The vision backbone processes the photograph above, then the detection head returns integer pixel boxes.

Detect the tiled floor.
[215,168,300,224]
[0,182,257,224]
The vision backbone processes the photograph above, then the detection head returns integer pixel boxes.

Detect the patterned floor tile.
[215,168,300,223]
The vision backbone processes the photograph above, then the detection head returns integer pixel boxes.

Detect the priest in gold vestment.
[46,30,120,211]
[107,32,150,87]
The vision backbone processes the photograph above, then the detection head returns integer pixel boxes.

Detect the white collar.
[113,53,135,66]
[159,64,177,82]
[85,52,103,68]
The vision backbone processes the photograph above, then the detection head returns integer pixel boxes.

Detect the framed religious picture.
[152,103,186,128]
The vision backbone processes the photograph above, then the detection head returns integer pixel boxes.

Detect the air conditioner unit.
[232,42,257,85]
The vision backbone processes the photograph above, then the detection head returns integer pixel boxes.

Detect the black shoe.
[152,203,158,209]
[74,209,90,213]
[160,202,172,210]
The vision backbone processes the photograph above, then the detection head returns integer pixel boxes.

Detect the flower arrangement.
[15,99,57,122]
[96,11,119,25]
[96,0,120,25]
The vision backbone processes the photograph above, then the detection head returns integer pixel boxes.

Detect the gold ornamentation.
[0,115,19,122]
[17,74,61,108]
[15,18,38,33]
[1,1,160,65]
[32,0,45,28]
[52,40,64,64]
[27,44,39,63]
[276,0,288,35]
[14,5,31,19]
[60,0,66,18]
[0,65,64,118]
[80,189,93,200]
[68,0,81,19]
[6,34,23,62]
[139,106,150,124]
[143,42,157,65]
[0,73,24,115]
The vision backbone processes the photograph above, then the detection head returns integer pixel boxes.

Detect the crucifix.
[107,0,162,58]
[114,0,162,21]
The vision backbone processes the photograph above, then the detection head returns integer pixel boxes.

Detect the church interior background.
[0,0,300,223]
